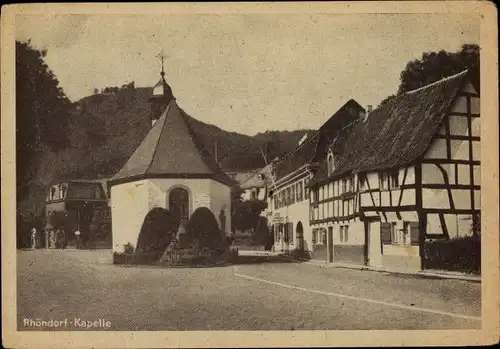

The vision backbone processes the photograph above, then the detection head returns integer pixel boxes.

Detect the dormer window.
[327,150,335,176]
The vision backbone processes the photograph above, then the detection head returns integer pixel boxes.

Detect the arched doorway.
[296,221,304,252]
[169,187,190,231]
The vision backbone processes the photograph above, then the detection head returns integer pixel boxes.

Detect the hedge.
[186,207,226,251]
[423,236,481,274]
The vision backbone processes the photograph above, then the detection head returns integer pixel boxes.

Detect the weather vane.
[155,49,167,76]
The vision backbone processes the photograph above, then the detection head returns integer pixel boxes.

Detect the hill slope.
[65,87,313,179]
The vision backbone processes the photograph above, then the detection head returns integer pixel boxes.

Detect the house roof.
[240,163,274,189]
[225,170,258,185]
[310,70,471,186]
[274,99,365,182]
[109,99,235,187]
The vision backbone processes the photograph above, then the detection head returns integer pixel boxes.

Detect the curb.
[278,255,481,283]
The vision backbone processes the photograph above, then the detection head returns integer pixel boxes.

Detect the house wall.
[360,166,416,211]
[209,180,232,235]
[366,218,422,271]
[309,172,365,264]
[241,187,266,201]
[421,81,480,239]
[271,174,311,252]
[111,180,150,252]
[111,178,232,252]
[332,219,365,265]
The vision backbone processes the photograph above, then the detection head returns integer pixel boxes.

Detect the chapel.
[108,63,234,253]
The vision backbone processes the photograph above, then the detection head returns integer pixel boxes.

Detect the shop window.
[340,225,349,242]
[381,223,392,244]
[312,229,318,244]
[403,222,411,245]
[320,229,327,244]
[390,222,400,244]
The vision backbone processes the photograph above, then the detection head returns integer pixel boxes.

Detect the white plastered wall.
[111,180,150,252]
[421,81,480,238]
[111,178,232,252]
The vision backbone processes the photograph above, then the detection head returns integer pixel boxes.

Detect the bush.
[89,207,111,243]
[424,236,481,274]
[186,207,226,251]
[136,208,176,255]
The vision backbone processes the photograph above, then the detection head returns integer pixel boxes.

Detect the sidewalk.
[276,254,481,283]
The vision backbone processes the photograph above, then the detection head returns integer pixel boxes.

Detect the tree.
[89,206,111,244]
[398,44,479,94]
[232,199,268,232]
[16,40,71,201]
[378,44,480,106]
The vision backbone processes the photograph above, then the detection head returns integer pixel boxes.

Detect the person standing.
[75,229,81,249]
[30,228,37,249]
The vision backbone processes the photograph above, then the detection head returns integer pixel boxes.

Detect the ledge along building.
[108,67,235,253]
[307,70,480,271]
[269,99,366,257]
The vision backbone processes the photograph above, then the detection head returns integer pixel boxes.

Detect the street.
[17,249,481,331]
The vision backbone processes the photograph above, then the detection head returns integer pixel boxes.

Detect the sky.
[16,14,479,135]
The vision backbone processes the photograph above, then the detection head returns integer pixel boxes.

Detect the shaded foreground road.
[17,250,481,331]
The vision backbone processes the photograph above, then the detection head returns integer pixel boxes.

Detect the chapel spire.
[148,49,174,126]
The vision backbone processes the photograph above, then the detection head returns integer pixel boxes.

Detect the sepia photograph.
[1,2,498,348]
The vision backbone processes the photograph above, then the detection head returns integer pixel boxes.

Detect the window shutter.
[381,223,392,244]
[410,222,420,245]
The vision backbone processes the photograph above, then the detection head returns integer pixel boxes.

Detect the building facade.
[308,70,480,271]
[269,99,366,257]
[45,180,108,230]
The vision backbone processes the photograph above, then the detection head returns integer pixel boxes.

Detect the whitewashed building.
[308,70,480,271]
[108,70,234,253]
[269,100,365,256]
[239,164,274,202]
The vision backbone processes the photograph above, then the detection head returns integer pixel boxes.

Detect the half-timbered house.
[308,70,480,271]
[269,99,365,257]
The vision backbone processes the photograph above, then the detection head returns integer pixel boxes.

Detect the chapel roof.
[309,70,472,186]
[109,98,235,187]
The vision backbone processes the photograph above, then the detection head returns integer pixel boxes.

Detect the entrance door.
[169,188,189,231]
[327,226,334,262]
[296,222,304,252]
[366,219,383,267]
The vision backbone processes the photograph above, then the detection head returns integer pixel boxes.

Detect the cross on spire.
[156,49,166,76]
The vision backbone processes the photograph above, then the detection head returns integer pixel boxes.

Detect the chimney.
[364,105,373,122]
